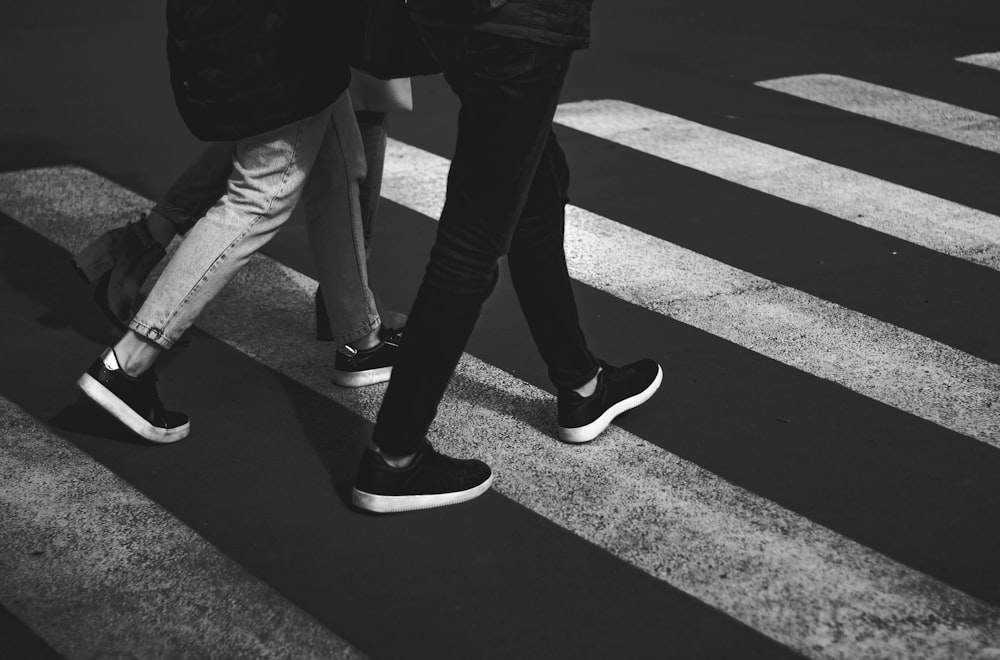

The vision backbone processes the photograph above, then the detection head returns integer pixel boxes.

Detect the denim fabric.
[152,111,395,341]
[153,114,397,240]
[130,92,380,348]
[372,29,599,456]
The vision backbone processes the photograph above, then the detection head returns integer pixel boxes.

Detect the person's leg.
[351,31,575,513]
[508,131,661,443]
[344,71,412,329]
[353,29,662,512]
[72,142,236,328]
[314,109,408,338]
[301,94,404,387]
[130,109,329,351]
[506,129,600,389]
[77,105,334,442]
[370,32,578,459]
[355,110,410,330]
[303,94,379,347]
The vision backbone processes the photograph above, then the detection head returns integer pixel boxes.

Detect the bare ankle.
[573,367,602,398]
[348,328,380,352]
[113,331,163,377]
[377,448,416,468]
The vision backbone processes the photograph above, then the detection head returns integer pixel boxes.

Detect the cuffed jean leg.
[129,106,332,349]
[152,142,236,234]
[302,93,381,346]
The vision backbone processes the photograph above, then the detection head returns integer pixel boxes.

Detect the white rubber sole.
[332,366,392,388]
[352,472,494,513]
[558,365,663,444]
[77,373,190,443]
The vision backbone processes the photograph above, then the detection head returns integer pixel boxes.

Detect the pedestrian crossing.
[958,51,1000,72]
[2,50,1000,659]
[755,74,1000,153]
[4,164,1000,659]
[0,397,362,659]
[552,99,1000,271]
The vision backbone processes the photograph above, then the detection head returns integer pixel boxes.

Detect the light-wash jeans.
[130,91,379,348]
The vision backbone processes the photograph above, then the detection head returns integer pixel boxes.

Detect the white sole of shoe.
[77,373,190,443]
[351,472,495,513]
[332,366,392,388]
[558,365,663,444]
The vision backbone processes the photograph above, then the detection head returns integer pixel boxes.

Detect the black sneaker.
[557,359,663,443]
[72,215,166,330]
[77,349,190,443]
[352,440,494,513]
[332,326,402,387]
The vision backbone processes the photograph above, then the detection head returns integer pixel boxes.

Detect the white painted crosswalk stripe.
[4,166,1000,659]
[957,52,1000,72]
[755,73,1000,153]
[381,138,1000,448]
[0,395,362,659]
[551,99,1000,272]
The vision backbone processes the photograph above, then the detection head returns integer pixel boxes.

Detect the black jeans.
[372,29,600,455]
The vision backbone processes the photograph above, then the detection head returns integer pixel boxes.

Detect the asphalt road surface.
[2,1,1000,658]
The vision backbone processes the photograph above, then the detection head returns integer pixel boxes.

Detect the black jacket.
[409,0,593,49]
[166,0,350,141]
